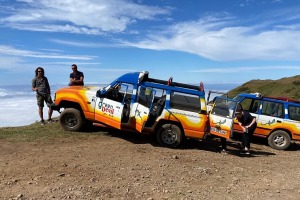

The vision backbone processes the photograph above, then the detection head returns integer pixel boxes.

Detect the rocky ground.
[1,128,300,200]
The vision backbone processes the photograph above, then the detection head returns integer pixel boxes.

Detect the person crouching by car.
[235,104,257,155]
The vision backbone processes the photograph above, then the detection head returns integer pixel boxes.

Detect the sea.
[0,83,239,128]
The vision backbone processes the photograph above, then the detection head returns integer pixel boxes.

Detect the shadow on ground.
[77,125,295,156]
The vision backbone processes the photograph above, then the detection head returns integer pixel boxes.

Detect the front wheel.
[157,124,182,148]
[59,108,84,131]
[268,130,291,150]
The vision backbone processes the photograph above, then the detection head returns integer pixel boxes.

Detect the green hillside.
[228,75,300,100]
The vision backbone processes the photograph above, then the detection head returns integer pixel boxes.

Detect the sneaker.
[40,120,46,125]
[220,149,228,154]
[47,119,54,123]
[240,150,251,155]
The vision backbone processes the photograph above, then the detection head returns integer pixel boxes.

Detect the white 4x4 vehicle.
[233,93,300,150]
[52,71,238,148]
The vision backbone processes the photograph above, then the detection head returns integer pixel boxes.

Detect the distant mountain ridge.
[228,75,300,100]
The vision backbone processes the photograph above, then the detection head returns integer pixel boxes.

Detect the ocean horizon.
[0,83,239,128]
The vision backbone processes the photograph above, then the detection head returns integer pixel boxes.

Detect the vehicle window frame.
[261,100,284,118]
[170,91,201,113]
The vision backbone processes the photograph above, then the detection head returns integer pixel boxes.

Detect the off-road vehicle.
[52,71,236,148]
[233,93,300,150]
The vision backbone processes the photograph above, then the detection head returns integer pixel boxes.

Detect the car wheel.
[59,108,84,131]
[157,124,182,148]
[268,130,291,150]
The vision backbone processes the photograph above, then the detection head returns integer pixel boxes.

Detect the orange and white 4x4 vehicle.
[232,93,300,150]
[52,71,237,148]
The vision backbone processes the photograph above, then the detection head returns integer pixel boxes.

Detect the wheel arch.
[268,128,292,139]
[154,119,185,138]
[267,128,292,150]
[59,100,84,115]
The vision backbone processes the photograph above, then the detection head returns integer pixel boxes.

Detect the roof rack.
[138,71,203,91]
[264,96,300,103]
[145,77,202,91]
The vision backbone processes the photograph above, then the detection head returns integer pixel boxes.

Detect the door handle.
[277,120,282,123]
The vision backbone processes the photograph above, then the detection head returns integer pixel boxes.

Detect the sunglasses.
[37,71,43,73]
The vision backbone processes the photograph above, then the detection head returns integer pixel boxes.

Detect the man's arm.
[45,77,51,93]
[32,78,37,91]
[69,73,75,85]
[74,72,84,84]
[77,75,84,84]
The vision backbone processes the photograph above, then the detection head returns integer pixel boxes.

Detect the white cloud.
[2,0,300,63]
[50,39,122,48]
[0,91,59,127]
[187,66,300,73]
[0,45,96,60]
[126,15,300,61]
[0,56,26,70]
[1,0,170,34]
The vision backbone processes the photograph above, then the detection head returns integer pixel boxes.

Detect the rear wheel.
[157,124,182,148]
[268,130,291,150]
[59,108,84,131]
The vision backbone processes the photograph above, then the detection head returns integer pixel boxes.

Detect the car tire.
[268,130,291,150]
[157,124,182,148]
[59,108,84,131]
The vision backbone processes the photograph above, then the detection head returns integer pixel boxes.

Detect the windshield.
[211,97,237,118]
[233,95,244,102]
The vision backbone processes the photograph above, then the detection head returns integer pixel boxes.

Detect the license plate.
[210,127,226,135]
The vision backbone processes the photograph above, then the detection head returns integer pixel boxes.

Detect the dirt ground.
[1,128,300,200]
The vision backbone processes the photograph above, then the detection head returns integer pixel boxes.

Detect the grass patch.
[293,80,300,86]
[0,120,109,143]
[229,76,300,101]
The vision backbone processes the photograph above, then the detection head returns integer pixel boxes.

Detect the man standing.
[69,64,84,86]
[32,67,53,125]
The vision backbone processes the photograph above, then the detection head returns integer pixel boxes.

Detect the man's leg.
[221,137,227,150]
[39,107,44,121]
[37,95,45,124]
[48,108,53,121]
[46,94,54,122]
[243,132,250,150]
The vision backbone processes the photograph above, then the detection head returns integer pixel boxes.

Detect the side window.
[262,101,284,118]
[137,86,154,107]
[153,88,166,100]
[105,83,133,103]
[119,83,134,103]
[239,98,253,111]
[251,100,260,114]
[289,105,300,121]
[170,92,200,112]
[105,83,122,102]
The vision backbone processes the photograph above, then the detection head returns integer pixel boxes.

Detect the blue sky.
[0,0,300,87]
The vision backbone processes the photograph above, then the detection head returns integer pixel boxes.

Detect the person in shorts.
[32,67,53,125]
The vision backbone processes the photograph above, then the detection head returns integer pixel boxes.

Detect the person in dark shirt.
[235,104,257,155]
[69,64,84,86]
[32,67,53,125]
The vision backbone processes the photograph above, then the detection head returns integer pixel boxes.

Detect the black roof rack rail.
[146,77,200,91]
[265,96,300,103]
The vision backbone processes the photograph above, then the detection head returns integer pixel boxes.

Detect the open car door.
[134,86,155,132]
[94,84,129,129]
[209,97,238,139]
